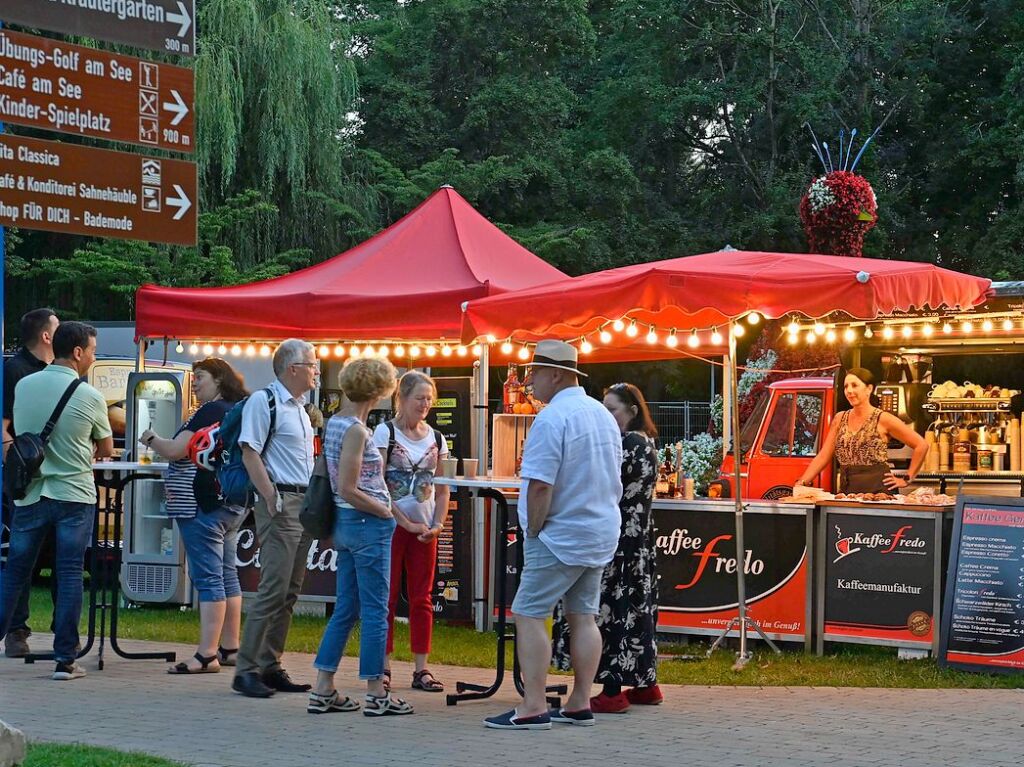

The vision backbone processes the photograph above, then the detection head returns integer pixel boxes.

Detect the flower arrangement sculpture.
[799,125,880,258]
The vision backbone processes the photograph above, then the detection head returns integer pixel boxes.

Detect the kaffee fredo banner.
[940,498,1024,674]
[823,511,938,646]
[653,507,810,641]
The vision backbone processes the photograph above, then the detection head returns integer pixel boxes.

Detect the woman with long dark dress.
[551,382,661,713]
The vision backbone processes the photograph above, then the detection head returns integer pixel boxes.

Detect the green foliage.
[25,744,187,767]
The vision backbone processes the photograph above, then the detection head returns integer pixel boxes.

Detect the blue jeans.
[313,506,395,679]
[0,498,94,663]
[176,508,244,602]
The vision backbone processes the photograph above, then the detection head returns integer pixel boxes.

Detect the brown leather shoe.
[4,629,31,658]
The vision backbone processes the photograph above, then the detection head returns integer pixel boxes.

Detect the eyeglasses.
[291,362,319,369]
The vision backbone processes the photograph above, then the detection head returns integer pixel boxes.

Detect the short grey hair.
[273,338,315,377]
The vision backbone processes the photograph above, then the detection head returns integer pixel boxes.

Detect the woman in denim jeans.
[310,357,414,717]
[141,358,247,674]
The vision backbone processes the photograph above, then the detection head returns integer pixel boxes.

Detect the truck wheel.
[762,486,793,500]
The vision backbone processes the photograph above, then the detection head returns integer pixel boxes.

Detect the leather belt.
[275,483,307,494]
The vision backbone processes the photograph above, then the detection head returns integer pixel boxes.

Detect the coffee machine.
[877,354,933,468]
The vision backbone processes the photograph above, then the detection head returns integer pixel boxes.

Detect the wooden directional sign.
[0,134,196,245]
[0,30,194,153]
[2,0,195,57]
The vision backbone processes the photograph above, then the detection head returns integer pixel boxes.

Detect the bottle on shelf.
[503,363,521,414]
[952,427,972,472]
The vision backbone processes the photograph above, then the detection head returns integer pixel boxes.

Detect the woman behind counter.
[796,368,927,494]
[552,382,662,713]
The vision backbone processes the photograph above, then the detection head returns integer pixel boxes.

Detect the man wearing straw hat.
[484,340,622,730]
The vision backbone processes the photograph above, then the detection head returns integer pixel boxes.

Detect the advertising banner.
[939,497,1024,673]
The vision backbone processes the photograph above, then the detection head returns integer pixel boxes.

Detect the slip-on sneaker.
[484,709,551,730]
[549,707,595,726]
[625,684,664,705]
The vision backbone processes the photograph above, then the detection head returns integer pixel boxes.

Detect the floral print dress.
[551,430,659,687]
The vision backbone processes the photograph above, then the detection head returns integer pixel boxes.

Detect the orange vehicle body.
[719,376,838,499]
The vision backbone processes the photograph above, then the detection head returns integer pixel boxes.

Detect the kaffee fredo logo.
[832,524,926,563]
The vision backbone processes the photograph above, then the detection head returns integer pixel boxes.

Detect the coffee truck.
[719,281,1024,500]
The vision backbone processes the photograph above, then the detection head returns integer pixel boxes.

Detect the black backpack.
[4,379,83,501]
[385,420,445,466]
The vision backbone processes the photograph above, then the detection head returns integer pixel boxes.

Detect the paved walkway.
[1,636,1022,767]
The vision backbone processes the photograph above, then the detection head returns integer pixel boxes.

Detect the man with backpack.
[231,339,318,698]
[0,322,113,680]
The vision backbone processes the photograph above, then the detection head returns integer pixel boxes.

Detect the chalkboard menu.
[939,496,1024,674]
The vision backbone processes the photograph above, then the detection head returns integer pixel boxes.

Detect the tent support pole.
[706,322,781,667]
[473,345,490,632]
[136,337,146,372]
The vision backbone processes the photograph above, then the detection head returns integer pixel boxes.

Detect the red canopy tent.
[135,186,567,343]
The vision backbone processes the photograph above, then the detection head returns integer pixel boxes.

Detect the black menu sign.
[939,497,1024,674]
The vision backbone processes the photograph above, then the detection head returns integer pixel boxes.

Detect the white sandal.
[363,692,414,717]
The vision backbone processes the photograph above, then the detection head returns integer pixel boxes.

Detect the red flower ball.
[799,170,877,258]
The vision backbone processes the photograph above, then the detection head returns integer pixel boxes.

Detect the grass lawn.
[28,586,1024,690]
[25,743,186,767]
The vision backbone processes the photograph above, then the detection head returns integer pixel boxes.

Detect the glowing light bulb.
[961,320,974,333]
[710,327,723,345]
[921,324,934,338]
[188,344,199,355]
[217,344,227,355]
[580,339,593,354]
[645,326,658,345]
[350,345,361,357]
[441,345,453,357]
[501,340,513,354]
[747,312,761,325]
[409,345,421,358]
[982,319,994,333]
[612,319,625,333]
[825,329,837,343]
[334,344,345,357]
[245,344,256,357]
[394,346,405,358]
[517,345,530,361]
[687,330,700,348]
[231,344,242,356]
[666,330,679,348]
[901,325,913,339]
[203,344,214,355]
[486,334,497,344]
[319,345,330,358]
[843,328,856,343]
[787,333,799,346]
[626,320,639,338]
[599,330,612,344]
[457,345,468,357]
[425,345,437,357]
[379,345,390,357]
[1003,318,1014,331]
[732,324,745,337]
[942,322,953,334]
[787,320,800,335]
[175,342,184,353]
[882,326,895,340]
[472,345,482,357]
[259,345,271,357]
[805,332,817,345]
[813,322,826,336]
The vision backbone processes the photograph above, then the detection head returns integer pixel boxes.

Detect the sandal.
[168,652,220,675]
[411,669,444,692]
[218,646,238,667]
[363,692,414,717]
[382,668,391,693]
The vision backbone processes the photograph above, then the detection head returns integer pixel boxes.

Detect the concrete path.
[1,636,1021,767]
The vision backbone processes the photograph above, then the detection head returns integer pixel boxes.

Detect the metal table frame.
[25,465,176,669]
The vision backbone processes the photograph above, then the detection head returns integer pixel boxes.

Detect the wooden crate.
[492,413,536,475]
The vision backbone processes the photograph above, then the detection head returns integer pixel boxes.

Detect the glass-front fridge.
[120,371,192,604]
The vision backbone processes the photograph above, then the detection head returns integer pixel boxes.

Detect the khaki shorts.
[510,536,604,619]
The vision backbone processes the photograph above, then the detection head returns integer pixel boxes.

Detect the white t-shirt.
[372,422,449,526]
[519,386,623,567]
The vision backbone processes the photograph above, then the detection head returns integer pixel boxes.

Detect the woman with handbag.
[372,371,451,693]
[139,358,247,674]
[309,357,414,717]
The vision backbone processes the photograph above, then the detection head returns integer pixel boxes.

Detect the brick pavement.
[1,636,1021,767]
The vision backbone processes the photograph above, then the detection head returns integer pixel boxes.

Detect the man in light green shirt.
[1,322,113,680]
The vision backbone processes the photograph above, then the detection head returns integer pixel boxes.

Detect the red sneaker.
[589,692,630,713]
[625,685,664,705]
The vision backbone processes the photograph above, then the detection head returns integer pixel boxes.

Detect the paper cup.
[440,457,458,478]
[462,458,478,478]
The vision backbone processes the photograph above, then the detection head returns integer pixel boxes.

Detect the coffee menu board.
[939,497,1024,673]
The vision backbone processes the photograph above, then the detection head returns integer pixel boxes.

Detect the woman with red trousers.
[373,371,450,692]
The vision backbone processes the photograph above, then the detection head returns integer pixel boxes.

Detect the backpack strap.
[433,428,444,454]
[39,379,83,444]
[385,420,396,466]
[261,387,277,457]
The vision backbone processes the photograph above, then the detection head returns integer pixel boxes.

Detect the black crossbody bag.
[4,379,83,501]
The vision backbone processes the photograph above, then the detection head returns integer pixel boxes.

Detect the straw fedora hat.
[526,339,588,377]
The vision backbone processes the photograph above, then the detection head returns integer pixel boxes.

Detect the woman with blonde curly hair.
[309,357,415,717]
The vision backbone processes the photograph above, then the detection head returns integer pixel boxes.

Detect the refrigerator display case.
[120,371,192,604]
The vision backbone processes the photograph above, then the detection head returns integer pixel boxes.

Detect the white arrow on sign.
[166,2,193,39]
[167,184,192,221]
[162,90,189,126]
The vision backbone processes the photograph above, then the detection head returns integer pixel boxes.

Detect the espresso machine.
[876,354,933,468]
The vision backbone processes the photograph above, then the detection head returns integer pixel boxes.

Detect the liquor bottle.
[503,363,521,414]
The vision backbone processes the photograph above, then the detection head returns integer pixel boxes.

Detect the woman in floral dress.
[551,382,661,713]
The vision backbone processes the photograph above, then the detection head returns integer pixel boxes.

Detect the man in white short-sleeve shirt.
[231,339,317,699]
[485,340,622,731]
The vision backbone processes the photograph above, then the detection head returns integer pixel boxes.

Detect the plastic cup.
[440,457,458,478]
[462,458,478,478]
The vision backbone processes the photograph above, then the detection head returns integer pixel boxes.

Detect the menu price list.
[941,503,1024,672]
